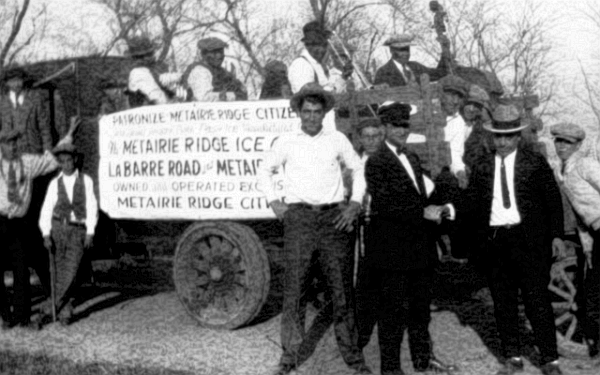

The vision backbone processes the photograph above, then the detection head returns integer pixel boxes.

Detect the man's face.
[463,103,482,122]
[390,47,410,65]
[58,153,76,175]
[493,132,520,158]
[384,123,410,148]
[441,89,464,116]
[0,140,19,160]
[202,48,225,68]
[6,77,23,93]
[299,100,325,136]
[554,138,581,162]
[359,126,385,156]
[305,42,328,63]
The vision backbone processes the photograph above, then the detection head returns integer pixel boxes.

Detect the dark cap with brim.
[356,118,383,133]
[0,129,23,143]
[126,36,156,58]
[439,75,468,98]
[378,101,412,127]
[290,83,336,113]
[197,37,229,52]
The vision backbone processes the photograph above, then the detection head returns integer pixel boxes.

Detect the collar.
[565,151,584,174]
[385,140,403,155]
[9,91,25,107]
[495,149,518,162]
[59,170,79,179]
[301,49,320,65]
[296,126,326,138]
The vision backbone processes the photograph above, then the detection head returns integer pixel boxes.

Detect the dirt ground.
[0,257,598,375]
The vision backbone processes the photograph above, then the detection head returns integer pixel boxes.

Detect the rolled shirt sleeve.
[39,178,58,237]
[339,135,366,204]
[187,65,221,102]
[84,174,99,236]
[128,67,168,105]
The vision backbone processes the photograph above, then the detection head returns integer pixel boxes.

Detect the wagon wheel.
[548,255,588,358]
[173,221,270,330]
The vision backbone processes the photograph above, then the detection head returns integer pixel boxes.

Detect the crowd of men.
[1,18,599,375]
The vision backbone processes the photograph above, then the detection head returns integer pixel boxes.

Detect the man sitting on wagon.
[183,37,247,102]
[126,36,174,107]
[374,34,451,88]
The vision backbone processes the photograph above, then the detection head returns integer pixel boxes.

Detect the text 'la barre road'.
[108,159,263,177]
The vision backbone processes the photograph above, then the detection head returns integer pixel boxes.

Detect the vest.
[182,62,247,101]
[53,175,86,222]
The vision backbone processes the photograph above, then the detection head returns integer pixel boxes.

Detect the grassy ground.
[0,350,194,375]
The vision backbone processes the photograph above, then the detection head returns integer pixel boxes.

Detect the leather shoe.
[349,362,372,374]
[496,357,524,375]
[540,360,563,375]
[415,357,458,373]
[272,363,295,375]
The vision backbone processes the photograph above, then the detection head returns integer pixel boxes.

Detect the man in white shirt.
[258,83,371,375]
[126,36,172,107]
[183,37,247,102]
[288,21,353,94]
[39,143,98,325]
[462,104,566,375]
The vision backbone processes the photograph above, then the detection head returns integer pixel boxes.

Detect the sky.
[12,0,600,135]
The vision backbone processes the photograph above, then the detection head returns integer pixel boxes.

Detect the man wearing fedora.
[288,21,353,94]
[357,101,457,375]
[0,129,72,330]
[183,36,247,102]
[551,123,600,364]
[258,83,371,375]
[461,104,566,375]
[126,36,173,107]
[374,34,451,88]
[38,143,98,325]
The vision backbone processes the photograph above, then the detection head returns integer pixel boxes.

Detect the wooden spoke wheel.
[549,255,588,358]
[173,221,270,330]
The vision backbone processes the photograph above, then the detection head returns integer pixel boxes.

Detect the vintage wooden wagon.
[8,56,587,358]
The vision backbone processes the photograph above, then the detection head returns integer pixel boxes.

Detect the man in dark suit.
[373,34,451,88]
[356,102,457,375]
[462,104,567,375]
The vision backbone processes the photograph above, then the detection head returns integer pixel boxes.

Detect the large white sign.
[98,100,335,220]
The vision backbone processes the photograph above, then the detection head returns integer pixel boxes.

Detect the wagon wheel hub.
[210,267,223,281]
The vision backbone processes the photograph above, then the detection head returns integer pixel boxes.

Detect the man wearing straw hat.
[288,21,354,94]
[183,36,247,102]
[461,104,566,375]
[258,83,371,375]
[374,34,451,88]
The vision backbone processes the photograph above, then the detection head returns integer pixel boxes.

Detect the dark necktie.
[7,161,20,204]
[500,157,510,209]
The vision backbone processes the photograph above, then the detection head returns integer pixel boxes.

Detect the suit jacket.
[373,59,448,87]
[461,147,564,267]
[0,90,52,154]
[364,144,443,270]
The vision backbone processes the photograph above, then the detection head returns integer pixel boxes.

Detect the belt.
[289,202,341,212]
[52,217,86,229]
[489,223,520,230]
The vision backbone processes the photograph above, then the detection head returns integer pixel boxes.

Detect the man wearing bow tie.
[356,102,456,375]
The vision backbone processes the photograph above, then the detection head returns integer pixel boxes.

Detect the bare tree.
[0,0,49,72]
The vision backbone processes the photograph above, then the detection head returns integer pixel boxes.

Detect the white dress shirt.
[392,60,414,83]
[443,113,472,175]
[39,170,99,236]
[128,67,169,105]
[186,64,236,102]
[258,128,365,205]
[490,150,521,226]
[288,49,346,93]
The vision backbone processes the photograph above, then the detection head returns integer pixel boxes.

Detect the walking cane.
[47,243,57,323]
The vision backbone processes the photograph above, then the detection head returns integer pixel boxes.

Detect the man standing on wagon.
[258,83,371,375]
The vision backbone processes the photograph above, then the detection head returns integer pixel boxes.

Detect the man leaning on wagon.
[0,129,72,330]
[460,104,567,375]
[551,122,600,366]
[258,83,371,375]
[183,37,247,102]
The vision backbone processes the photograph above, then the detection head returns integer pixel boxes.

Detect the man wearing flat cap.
[0,128,72,330]
[183,36,247,102]
[461,104,567,375]
[126,36,173,107]
[357,99,457,375]
[288,21,353,94]
[552,123,600,363]
[374,34,451,88]
[258,83,371,375]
